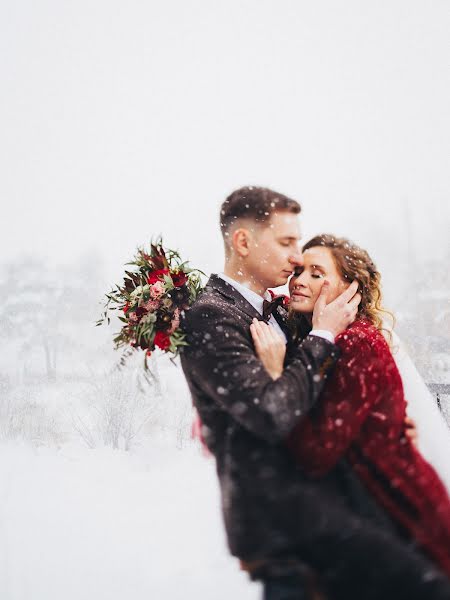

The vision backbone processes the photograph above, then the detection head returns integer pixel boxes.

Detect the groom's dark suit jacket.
[180,274,450,600]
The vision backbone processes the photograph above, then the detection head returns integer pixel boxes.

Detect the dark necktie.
[262,295,287,321]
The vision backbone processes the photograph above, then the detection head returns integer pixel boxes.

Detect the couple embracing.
[180,186,450,600]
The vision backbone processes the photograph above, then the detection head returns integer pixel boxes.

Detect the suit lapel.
[207,274,300,357]
[206,274,263,322]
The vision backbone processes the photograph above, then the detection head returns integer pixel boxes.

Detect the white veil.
[389,330,450,494]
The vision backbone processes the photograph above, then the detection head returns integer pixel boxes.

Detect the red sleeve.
[287,325,389,476]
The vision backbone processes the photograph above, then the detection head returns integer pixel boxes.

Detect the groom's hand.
[312,280,361,338]
[404,416,418,447]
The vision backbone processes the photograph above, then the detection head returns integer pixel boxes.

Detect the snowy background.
[0,1,449,599]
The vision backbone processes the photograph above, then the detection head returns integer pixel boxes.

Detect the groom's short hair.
[220,186,301,236]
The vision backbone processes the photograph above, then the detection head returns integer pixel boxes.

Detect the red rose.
[171,271,188,288]
[147,269,169,284]
[154,331,171,351]
[123,302,130,313]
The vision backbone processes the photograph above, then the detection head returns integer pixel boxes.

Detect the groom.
[180,187,450,600]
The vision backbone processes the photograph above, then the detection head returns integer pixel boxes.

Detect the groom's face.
[246,211,302,289]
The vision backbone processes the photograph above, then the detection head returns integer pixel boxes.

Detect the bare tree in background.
[0,255,105,382]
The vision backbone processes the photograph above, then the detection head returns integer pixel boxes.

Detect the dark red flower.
[147,269,169,284]
[154,330,171,351]
[268,290,289,307]
[171,271,188,288]
[170,286,190,307]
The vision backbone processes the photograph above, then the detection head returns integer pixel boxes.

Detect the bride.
[250,233,450,577]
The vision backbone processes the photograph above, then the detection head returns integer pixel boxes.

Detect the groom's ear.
[232,227,252,257]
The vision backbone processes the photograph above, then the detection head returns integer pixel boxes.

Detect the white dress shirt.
[217,273,335,345]
[218,273,288,342]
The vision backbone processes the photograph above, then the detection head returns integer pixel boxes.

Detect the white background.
[1,0,449,302]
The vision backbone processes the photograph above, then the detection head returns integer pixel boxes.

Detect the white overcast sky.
[1,0,449,304]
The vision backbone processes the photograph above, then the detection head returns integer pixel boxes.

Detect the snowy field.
[0,353,261,600]
[0,437,260,600]
[0,278,447,600]
[0,344,449,600]
[0,320,449,600]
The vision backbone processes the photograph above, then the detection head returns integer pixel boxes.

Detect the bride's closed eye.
[310,265,325,279]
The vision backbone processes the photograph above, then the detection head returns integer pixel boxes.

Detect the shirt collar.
[218,273,272,316]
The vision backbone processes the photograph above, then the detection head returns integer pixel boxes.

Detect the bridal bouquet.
[96,239,204,367]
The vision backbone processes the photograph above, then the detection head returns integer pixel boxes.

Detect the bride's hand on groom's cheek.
[312,280,361,338]
[250,319,286,381]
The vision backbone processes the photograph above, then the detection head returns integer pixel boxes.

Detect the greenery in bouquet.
[97,238,204,368]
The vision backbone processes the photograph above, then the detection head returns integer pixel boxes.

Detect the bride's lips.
[291,291,310,299]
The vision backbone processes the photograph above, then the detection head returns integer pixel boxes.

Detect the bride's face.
[288,246,348,313]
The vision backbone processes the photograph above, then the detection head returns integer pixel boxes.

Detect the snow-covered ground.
[1,331,447,600]
[0,438,261,600]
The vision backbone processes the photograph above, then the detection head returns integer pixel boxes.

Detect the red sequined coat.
[288,319,450,576]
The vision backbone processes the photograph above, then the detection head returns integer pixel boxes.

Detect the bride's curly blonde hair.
[293,234,394,340]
